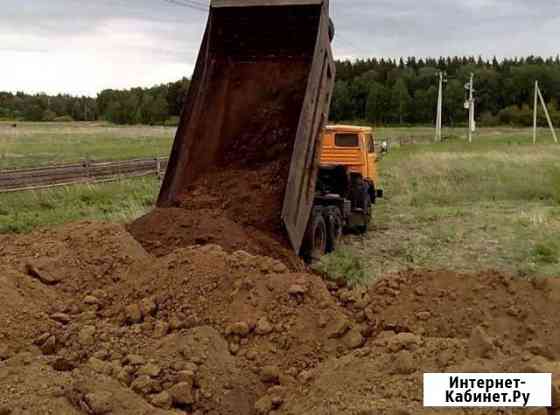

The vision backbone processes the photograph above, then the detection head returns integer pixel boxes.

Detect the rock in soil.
[255,395,274,415]
[151,391,173,409]
[25,260,63,285]
[168,382,194,406]
[468,326,494,358]
[85,391,113,415]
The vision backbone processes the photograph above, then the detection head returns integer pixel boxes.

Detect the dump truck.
[307,125,383,259]
[158,0,381,261]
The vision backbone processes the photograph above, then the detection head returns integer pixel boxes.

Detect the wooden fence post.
[156,158,162,179]
[84,157,91,181]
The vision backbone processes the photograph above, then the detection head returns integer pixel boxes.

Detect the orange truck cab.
[300,124,383,261]
[320,125,379,185]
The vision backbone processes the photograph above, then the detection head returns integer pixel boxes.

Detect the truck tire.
[356,197,371,234]
[357,186,372,235]
[302,208,328,262]
[350,174,371,234]
[367,180,377,205]
[325,206,343,253]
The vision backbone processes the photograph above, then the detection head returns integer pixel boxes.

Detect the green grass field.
[0,177,160,234]
[0,121,174,169]
[319,126,560,282]
[2,122,559,281]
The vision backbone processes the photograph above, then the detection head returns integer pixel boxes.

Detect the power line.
[162,0,207,12]
[66,0,203,23]
[161,0,208,12]
[186,0,209,7]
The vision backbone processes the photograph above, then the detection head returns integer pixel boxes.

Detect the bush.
[532,241,559,264]
[479,111,499,126]
[42,109,57,122]
[497,105,533,126]
[54,115,75,122]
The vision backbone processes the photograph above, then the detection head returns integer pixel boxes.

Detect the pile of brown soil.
[130,71,308,268]
[0,223,355,414]
[280,271,560,414]
[128,157,303,268]
[128,205,302,270]
[129,159,299,266]
[1,222,559,414]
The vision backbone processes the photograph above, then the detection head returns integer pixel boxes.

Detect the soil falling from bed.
[130,61,311,267]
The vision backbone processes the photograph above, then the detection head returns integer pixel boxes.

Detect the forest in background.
[0,78,190,126]
[2,56,560,126]
[331,56,560,126]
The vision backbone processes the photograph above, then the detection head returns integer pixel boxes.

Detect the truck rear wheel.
[325,206,343,253]
[356,198,371,234]
[350,174,372,234]
[302,208,328,262]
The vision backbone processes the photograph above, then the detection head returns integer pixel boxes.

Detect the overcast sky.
[2,0,559,96]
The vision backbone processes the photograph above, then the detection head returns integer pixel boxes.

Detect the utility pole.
[533,80,558,144]
[435,71,445,142]
[467,73,475,144]
[533,81,538,144]
[84,98,88,122]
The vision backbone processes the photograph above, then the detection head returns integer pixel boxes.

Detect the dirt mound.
[278,271,560,414]
[128,207,263,256]
[128,113,300,267]
[128,205,302,270]
[0,357,175,415]
[141,71,307,266]
[1,223,560,414]
[0,266,60,352]
[364,270,560,359]
[0,225,356,414]
[279,334,560,415]
[0,221,150,292]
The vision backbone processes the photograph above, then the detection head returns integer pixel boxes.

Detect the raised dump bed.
[157,0,335,254]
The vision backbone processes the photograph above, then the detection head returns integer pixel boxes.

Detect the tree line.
[2,57,560,126]
[0,92,97,122]
[0,78,190,125]
[96,78,190,125]
[331,56,560,126]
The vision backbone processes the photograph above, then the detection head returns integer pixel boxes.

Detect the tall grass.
[314,247,368,287]
[0,177,159,233]
[0,121,175,169]
[324,131,560,282]
[386,145,560,207]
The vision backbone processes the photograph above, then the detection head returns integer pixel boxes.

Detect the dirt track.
[0,221,559,414]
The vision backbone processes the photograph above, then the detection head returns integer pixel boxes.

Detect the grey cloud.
[332,0,560,57]
[4,0,204,35]
[2,0,560,94]
[5,0,560,58]
[3,0,206,63]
